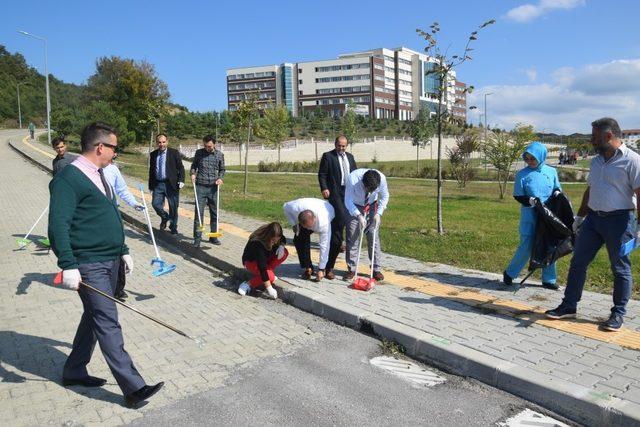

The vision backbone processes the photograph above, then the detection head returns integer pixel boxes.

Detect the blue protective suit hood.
[523,141,547,169]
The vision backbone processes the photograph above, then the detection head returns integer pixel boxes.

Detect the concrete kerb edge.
[9,139,640,426]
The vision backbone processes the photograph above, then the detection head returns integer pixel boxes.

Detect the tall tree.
[416,19,494,234]
[410,109,436,176]
[87,56,169,144]
[341,101,359,148]
[256,104,290,165]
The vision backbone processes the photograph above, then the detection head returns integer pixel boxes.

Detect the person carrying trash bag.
[503,141,562,289]
[238,222,288,299]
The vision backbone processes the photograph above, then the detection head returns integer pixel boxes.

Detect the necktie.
[340,154,349,186]
[158,152,165,180]
[98,168,113,200]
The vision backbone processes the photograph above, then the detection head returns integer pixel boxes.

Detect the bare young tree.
[416,19,494,234]
[448,128,480,188]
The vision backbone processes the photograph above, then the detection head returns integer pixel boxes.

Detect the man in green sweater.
[49,122,163,408]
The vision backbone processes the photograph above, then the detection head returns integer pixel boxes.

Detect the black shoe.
[545,305,577,319]
[160,218,168,231]
[62,376,107,387]
[194,238,201,248]
[502,271,513,286]
[601,313,624,332]
[209,237,221,245]
[115,291,128,301]
[125,382,164,408]
[170,228,178,235]
[542,282,559,290]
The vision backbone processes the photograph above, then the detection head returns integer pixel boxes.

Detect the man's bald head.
[298,210,316,230]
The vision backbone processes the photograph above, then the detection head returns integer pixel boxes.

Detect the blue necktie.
[158,152,165,180]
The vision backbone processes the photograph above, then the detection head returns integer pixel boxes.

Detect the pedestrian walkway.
[11,133,640,425]
[1,132,320,425]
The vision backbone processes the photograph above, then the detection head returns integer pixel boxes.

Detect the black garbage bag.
[526,192,575,277]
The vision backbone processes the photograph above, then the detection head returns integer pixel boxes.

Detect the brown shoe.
[326,270,335,280]
[302,268,313,280]
[373,271,384,281]
[344,271,355,281]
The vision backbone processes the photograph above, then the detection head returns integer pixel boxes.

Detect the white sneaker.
[238,281,250,296]
[272,275,279,283]
[266,286,278,300]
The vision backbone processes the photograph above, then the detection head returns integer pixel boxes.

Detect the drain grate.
[497,408,569,427]
[370,356,446,387]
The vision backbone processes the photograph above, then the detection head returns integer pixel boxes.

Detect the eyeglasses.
[100,142,120,153]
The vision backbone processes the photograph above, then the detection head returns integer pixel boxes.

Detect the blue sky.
[2,0,639,133]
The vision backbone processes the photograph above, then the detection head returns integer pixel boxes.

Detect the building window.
[299,80,303,84]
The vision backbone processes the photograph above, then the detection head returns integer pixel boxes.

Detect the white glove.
[572,216,584,233]
[61,269,81,291]
[528,197,536,207]
[266,286,278,299]
[553,190,561,197]
[134,204,145,211]
[372,214,381,229]
[357,214,367,230]
[122,254,134,275]
[178,182,185,189]
[276,245,286,260]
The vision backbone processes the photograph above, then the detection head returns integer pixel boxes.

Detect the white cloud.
[524,67,538,82]
[468,59,640,134]
[506,0,585,23]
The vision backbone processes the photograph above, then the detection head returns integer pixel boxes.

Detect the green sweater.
[48,164,129,269]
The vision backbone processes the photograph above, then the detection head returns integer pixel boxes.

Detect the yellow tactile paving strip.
[23,136,640,350]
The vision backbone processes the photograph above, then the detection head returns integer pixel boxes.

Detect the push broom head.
[151,258,176,277]
[352,277,375,291]
[206,231,223,238]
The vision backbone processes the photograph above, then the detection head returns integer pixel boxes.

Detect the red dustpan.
[350,222,378,292]
[352,276,375,291]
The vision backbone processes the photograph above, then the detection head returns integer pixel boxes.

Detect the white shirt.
[283,198,335,270]
[344,168,390,217]
[587,144,640,212]
[103,163,140,207]
[338,153,349,186]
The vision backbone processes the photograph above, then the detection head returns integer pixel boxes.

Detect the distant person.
[558,152,565,165]
[28,122,35,139]
[48,122,163,408]
[148,134,184,234]
[344,169,389,281]
[503,142,561,290]
[190,135,225,247]
[238,222,288,299]
[546,118,640,332]
[103,153,145,301]
[318,135,357,278]
[51,137,78,176]
[283,198,335,281]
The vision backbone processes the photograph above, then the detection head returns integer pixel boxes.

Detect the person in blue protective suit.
[503,141,562,289]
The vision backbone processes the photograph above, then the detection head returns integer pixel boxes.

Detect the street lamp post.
[18,30,51,145]
[483,93,493,171]
[16,82,26,129]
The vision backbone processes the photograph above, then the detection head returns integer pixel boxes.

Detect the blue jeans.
[63,260,146,395]
[152,182,179,231]
[506,233,557,284]
[562,210,635,316]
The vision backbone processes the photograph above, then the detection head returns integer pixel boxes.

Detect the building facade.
[226,47,464,121]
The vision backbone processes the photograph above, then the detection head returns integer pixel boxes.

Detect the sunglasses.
[100,142,121,153]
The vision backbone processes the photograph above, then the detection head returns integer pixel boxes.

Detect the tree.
[232,96,259,195]
[87,56,169,144]
[483,123,533,199]
[448,128,480,188]
[410,109,436,176]
[256,104,290,165]
[341,101,359,147]
[416,19,495,234]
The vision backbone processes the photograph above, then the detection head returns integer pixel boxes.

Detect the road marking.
[497,408,569,427]
[370,356,446,387]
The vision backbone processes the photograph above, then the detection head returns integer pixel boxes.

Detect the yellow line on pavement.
[21,136,640,349]
[23,135,54,159]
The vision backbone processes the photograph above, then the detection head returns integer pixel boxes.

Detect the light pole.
[16,82,26,129]
[18,30,51,145]
[483,93,493,172]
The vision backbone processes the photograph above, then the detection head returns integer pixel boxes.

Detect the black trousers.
[294,227,314,269]
[325,216,343,271]
[115,259,126,296]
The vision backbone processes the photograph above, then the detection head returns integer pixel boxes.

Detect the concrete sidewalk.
[11,134,640,426]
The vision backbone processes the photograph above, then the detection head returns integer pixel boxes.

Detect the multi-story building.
[226,47,464,121]
[452,81,467,122]
[622,129,640,149]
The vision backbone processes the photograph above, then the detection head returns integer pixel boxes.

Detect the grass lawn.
[114,150,639,298]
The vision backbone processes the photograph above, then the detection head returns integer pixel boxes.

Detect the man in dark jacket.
[317,135,357,278]
[149,134,185,234]
[190,135,225,247]
[51,137,78,176]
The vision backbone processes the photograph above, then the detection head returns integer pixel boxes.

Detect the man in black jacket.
[149,134,185,234]
[317,135,357,279]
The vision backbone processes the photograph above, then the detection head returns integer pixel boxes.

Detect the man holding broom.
[48,122,163,408]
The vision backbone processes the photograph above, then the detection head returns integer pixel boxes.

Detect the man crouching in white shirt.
[283,198,335,281]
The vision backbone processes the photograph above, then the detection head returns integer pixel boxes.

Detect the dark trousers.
[193,183,219,238]
[152,182,179,231]
[326,188,347,271]
[63,260,146,395]
[562,210,635,316]
[115,259,126,296]
[294,227,314,269]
